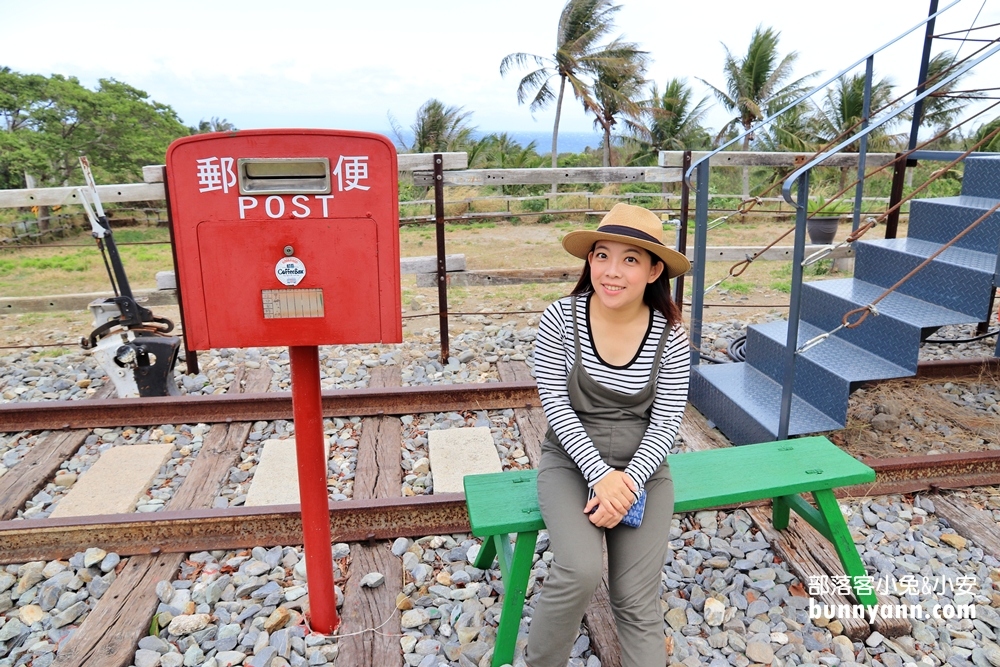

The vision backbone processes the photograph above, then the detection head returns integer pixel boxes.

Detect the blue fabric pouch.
[587,488,646,528]
[622,489,646,528]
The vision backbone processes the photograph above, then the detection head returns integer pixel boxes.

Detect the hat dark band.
[596,224,664,247]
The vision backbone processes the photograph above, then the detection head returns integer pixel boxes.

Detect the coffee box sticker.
[275,257,306,286]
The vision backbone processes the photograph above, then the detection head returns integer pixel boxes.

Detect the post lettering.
[291,195,311,218]
[265,196,286,219]
[238,196,258,219]
[316,195,335,218]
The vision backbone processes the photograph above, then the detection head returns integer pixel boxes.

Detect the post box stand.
[166,130,402,634]
[290,345,338,632]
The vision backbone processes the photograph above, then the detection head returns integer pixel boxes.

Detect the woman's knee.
[607,576,660,616]
[548,552,605,595]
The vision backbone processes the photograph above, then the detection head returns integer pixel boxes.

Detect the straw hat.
[561,203,691,278]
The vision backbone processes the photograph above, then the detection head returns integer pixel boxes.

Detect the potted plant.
[806,197,853,244]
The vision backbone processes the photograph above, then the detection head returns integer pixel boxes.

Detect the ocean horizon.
[387,129,604,155]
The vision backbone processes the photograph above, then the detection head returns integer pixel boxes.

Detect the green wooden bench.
[463,436,876,667]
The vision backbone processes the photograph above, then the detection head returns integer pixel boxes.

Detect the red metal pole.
[289,345,338,633]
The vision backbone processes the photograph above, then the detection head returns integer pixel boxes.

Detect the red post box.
[166,129,401,349]
[166,129,402,633]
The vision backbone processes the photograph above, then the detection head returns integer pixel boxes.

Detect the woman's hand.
[584,471,637,528]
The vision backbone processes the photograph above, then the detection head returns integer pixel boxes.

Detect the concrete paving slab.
[428,427,501,494]
[50,444,174,518]
[245,438,329,507]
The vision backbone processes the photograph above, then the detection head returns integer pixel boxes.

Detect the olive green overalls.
[526,297,675,667]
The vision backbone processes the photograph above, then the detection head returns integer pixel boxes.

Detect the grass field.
[0,212,882,346]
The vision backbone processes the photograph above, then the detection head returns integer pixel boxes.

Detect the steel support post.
[886,153,907,239]
[689,160,710,367]
[674,151,692,307]
[289,345,338,633]
[853,56,875,232]
[778,173,811,441]
[907,0,940,153]
[433,154,450,361]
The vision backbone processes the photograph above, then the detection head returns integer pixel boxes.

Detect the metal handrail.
[771,38,1000,440]
[780,40,1000,206]
[683,0,963,187]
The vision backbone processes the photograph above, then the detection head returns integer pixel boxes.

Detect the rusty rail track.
[0,381,539,431]
[2,360,999,565]
[2,357,995,433]
[3,451,999,565]
[5,358,996,667]
[0,494,469,564]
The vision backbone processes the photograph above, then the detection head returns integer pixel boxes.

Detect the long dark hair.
[570,247,682,329]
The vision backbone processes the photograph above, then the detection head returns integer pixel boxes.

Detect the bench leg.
[772,495,790,530]
[472,535,499,571]
[492,530,537,667]
[812,489,878,608]
[780,494,833,542]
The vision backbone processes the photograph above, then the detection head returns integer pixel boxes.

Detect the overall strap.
[570,296,583,361]
[648,316,672,385]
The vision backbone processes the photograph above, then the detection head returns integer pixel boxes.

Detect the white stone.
[401,609,431,629]
[704,597,725,626]
[167,613,213,636]
[245,439,329,507]
[359,572,385,588]
[51,444,174,517]
[427,427,501,494]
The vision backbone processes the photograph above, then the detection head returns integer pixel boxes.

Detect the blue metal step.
[744,320,911,422]
[906,197,1000,255]
[962,155,1000,199]
[689,363,843,446]
[690,155,1000,446]
[799,278,978,371]
[853,238,997,319]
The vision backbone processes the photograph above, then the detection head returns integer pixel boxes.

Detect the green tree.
[589,38,648,167]
[700,25,815,196]
[500,0,622,177]
[626,78,711,166]
[0,69,188,189]
[390,99,475,153]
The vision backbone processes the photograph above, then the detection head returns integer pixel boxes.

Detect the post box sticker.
[275,257,306,286]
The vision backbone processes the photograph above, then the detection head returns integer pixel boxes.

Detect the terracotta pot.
[807,216,839,244]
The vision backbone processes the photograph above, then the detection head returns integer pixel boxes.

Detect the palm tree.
[193,117,237,134]
[627,78,711,166]
[469,133,542,193]
[972,116,1000,152]
[812,73,896,151]
[589,39,648,167]
[812,73,897,189]
[390,99,475,153]
[756,90,816,153]
[700,25,815,196]
[500,0,622,179]
[918,51,973,138]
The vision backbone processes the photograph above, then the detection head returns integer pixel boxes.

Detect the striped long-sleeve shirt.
[534,294,690,490]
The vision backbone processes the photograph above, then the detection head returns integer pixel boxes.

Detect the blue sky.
[2,0,997,142]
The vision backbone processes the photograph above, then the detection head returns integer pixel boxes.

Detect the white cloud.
[1,0,997,138]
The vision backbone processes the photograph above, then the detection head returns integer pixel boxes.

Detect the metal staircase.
[679,1,1000,445]
[689,155,1000,445]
